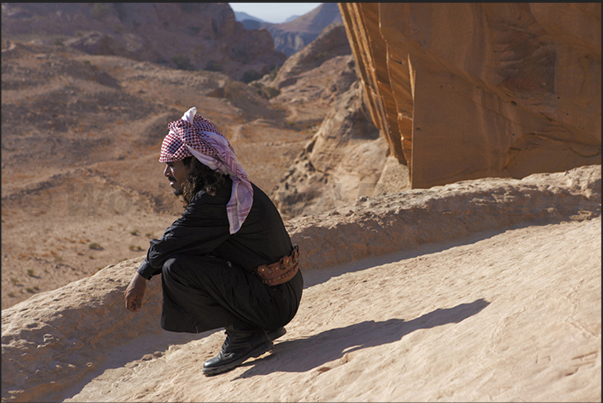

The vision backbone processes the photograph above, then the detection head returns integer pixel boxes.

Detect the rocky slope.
[266,23,351,90]
[1,3,286,81]
[257,22,403,219]
[339,3,601,188]
[1,164,600,402]
[270,78,391,219]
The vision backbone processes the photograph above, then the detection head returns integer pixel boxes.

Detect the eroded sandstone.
[339,3,601,188]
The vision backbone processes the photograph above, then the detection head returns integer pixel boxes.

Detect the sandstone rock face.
[0,3,286,81]
[339,3,601,189]
[289,164,601,270]
[1,165,600,402]
[1,256,161,403]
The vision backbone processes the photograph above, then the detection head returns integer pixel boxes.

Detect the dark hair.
[181,156,226,206]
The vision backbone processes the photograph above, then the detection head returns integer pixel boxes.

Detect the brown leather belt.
[253,244,299,286]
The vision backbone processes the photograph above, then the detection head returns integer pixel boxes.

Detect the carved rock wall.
[339,3,601,188]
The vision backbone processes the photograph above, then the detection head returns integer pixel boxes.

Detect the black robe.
[136,177,303,333]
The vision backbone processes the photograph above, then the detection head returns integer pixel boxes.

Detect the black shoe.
[266,326,286,341]
[203,327,272,376]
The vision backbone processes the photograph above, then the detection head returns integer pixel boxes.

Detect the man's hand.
[125,272,147,313]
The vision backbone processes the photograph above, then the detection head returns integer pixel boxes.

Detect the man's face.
[163,159,193,196]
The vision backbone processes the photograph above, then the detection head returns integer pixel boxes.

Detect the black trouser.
[160,254,303,333]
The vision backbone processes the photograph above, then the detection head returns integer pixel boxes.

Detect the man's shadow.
[238,298,489,378]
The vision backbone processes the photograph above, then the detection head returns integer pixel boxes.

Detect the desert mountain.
[1,3,286,81]
[233,11,266,24]
[259,3,343,56]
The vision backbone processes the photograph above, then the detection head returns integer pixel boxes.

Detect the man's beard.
[169,175,184,196]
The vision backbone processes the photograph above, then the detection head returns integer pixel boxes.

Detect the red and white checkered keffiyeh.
[159,107,253,234]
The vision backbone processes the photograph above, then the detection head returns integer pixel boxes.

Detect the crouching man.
[125,107,303,376]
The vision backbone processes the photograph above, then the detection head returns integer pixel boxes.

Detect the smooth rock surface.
[339,3,601,188]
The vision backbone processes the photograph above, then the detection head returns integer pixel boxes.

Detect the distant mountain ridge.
[257,3,343,56]
[233,10,299,24]
[270,3,342,34]
[233,10,266,23]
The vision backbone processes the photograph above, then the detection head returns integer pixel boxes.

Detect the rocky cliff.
[0,3,286,81]
[339,3,601,189]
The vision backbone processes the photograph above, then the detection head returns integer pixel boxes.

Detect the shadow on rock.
[237,298,490,378]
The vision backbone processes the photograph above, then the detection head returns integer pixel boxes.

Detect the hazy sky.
[228,3,322,24]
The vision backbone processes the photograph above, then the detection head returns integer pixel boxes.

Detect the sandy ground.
[37,217,599,402]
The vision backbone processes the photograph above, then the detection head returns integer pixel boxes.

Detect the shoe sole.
[267,327,286,341]
[202,340,273,376]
